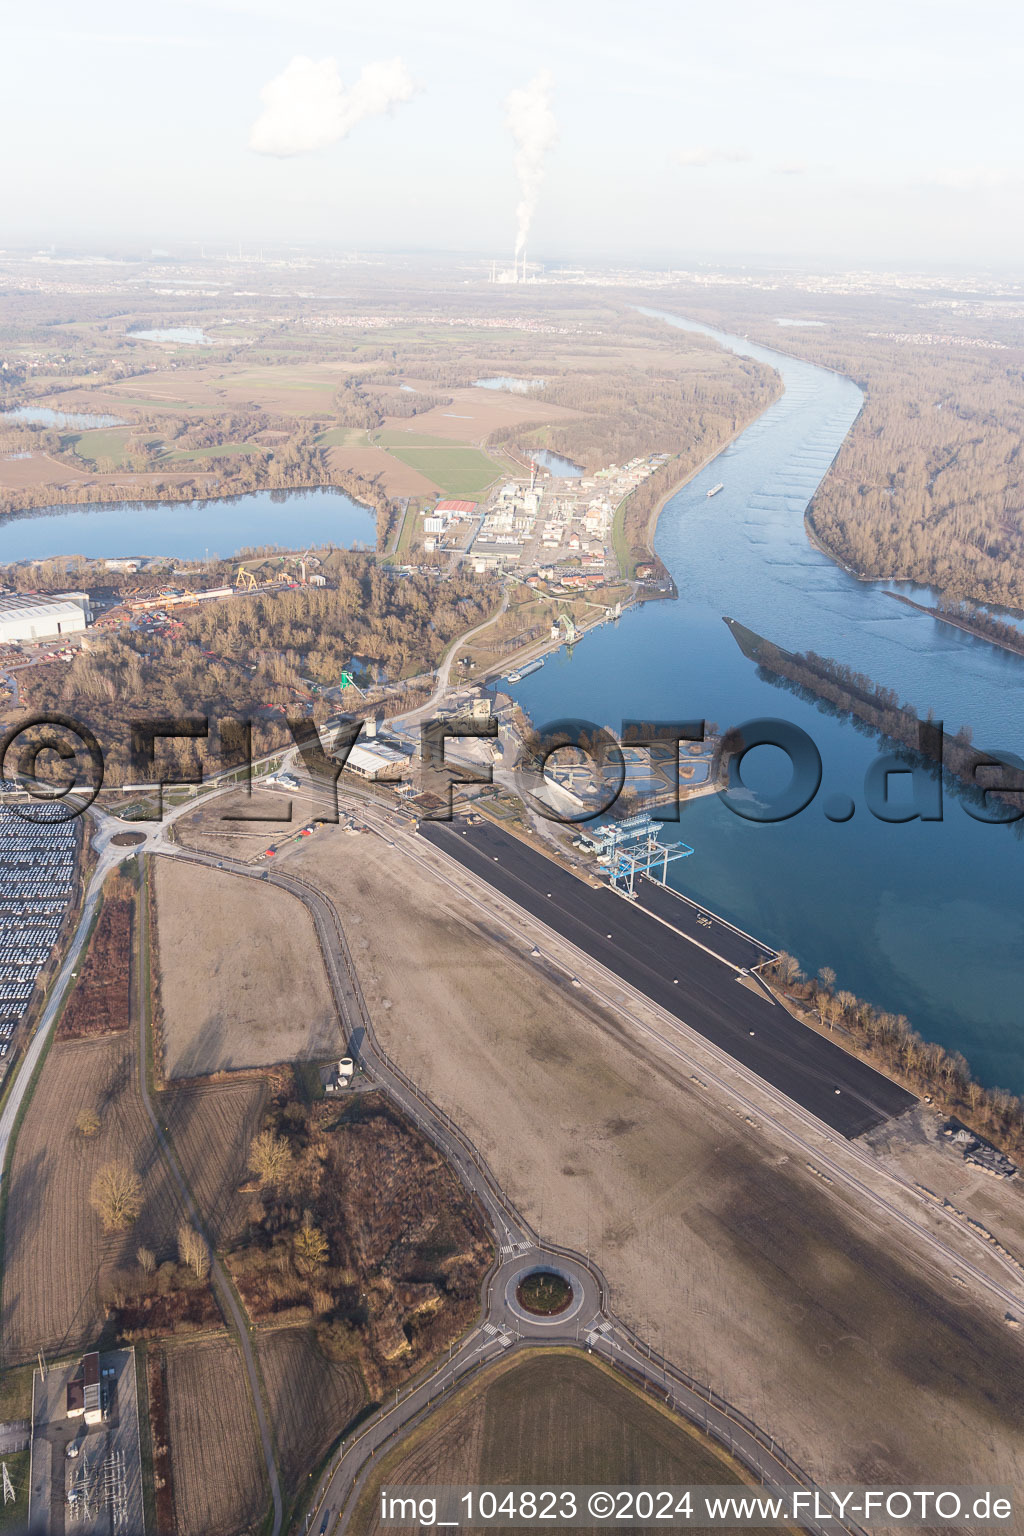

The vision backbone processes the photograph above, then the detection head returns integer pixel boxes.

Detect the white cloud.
[675,146,751,168]
[249,55,419,157]
[923,165,1018,191]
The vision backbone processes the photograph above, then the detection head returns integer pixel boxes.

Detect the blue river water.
[0,487,376,562]
[509,312,1024,1093]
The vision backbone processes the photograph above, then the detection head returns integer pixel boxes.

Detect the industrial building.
[66,1353,102,1425]
[343,740,411,781]
[0,591,91,643]
[434,500,477,517]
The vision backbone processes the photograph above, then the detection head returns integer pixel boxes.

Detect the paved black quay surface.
[632,876,776,971]
[418,819,916,1138]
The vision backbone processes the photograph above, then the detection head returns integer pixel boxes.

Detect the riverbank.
[886,590,1024,659]
[639,386,786,564]
[723,615,1024,812]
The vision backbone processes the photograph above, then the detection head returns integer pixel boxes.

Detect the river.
[508,311,1024,1093]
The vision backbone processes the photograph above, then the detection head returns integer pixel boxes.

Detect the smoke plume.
[250,55,418,157]
[504,71,558,259]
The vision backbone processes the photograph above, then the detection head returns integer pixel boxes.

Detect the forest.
[664,286,1024,607]
[19,556,499,781]
[805,341,1024,606]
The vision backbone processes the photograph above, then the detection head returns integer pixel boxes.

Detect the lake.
[532,448,584,479]
[0,487,376,563]
[508,310,1024,1093]
[128,327,214,345]
[474,377,546,393]
[2,408,126,429]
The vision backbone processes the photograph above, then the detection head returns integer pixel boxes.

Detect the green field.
[68,427,133,465]
[0,1363,33,1420]
[376,431,457,448]
[315,427,367,448]
[376,432,502,498]
[162,442,264,462]
[350,1351,782,1536]
[0,1449,29,1531]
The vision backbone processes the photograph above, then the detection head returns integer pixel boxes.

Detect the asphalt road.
[418,819,915,1138]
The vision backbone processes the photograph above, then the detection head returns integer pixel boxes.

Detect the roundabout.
[505,1260,586,1328]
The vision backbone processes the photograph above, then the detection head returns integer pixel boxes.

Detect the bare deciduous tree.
[90,1162,142,1232]
[293,1213,329,1280]
[247,1130,293,1188]
[177,1224,210,1281]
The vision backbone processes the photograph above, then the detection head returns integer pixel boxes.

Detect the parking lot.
[0,800,78,1056]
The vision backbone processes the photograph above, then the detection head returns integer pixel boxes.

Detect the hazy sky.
[3,0,1021,266]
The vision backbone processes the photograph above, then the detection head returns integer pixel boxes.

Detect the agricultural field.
[373,432,503,499]
[0,1032,186,1360]
[163,1336,268,1536]
[257,1326,365,1494]
[161,1075,268,1247]
[326,441,440,497]
[68,426,134,467]
[152,858,341,1079]
[352,1351,776,1536]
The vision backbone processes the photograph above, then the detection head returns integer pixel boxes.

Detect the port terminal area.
[418,815,915,1137]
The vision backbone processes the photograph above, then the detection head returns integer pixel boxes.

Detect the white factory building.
[0,592,92,643]
[343,740,410,781]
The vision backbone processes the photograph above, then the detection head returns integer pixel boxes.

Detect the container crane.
[593,813,694,898]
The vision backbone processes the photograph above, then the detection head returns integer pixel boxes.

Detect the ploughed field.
[162,1337,268,1536]
[353,1352,782,1536]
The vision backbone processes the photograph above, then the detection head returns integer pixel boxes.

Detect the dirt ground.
[353,1351,777,1536]
[288,822,1024,1501]
[152,857,341,1078]
[865,1104,1024,1268]
[257,1326,365,1494]
[163,1336,267,1536]
[170,786,294,861]
[0,1033,186,1361]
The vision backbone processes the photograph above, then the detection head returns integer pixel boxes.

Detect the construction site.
[92,548,327,637]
